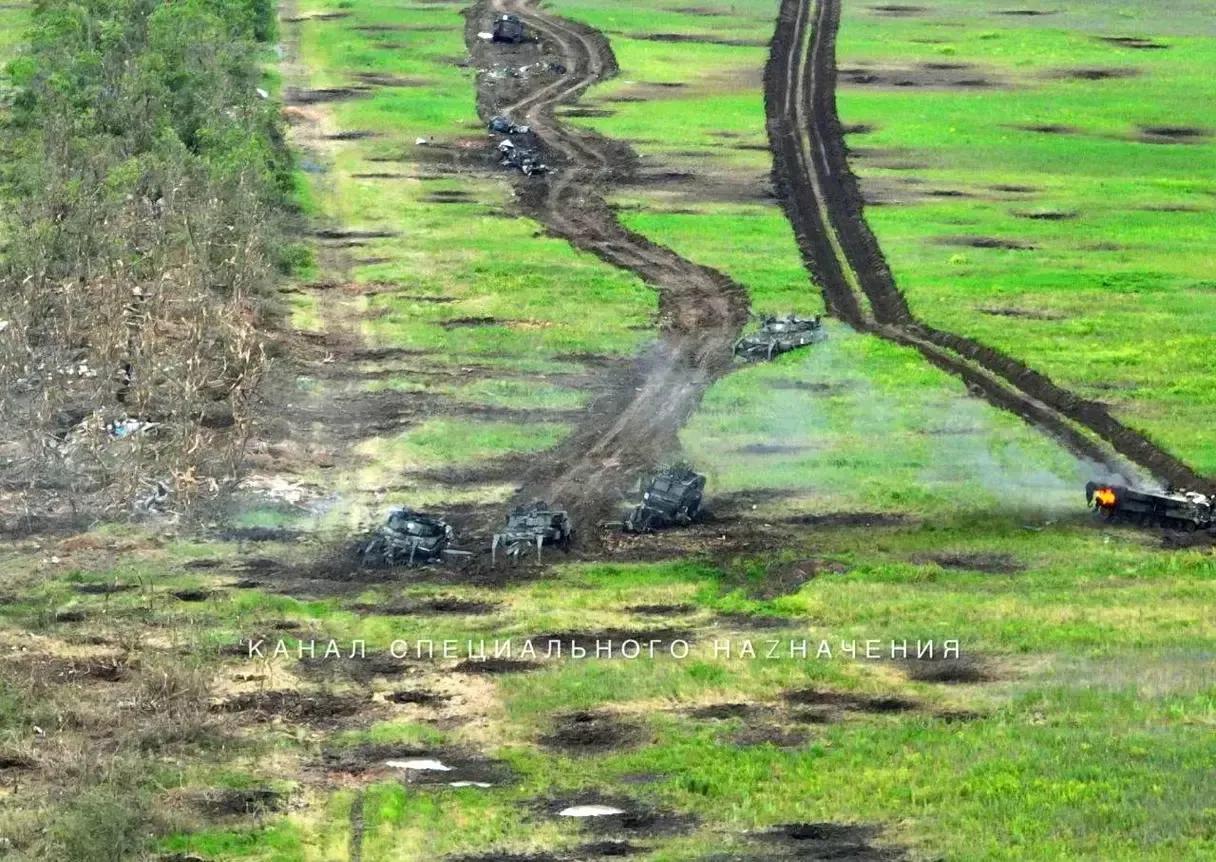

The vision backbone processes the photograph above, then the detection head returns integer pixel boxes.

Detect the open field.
[0,0,1214,860]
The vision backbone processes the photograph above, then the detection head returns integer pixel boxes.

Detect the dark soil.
[899,654,994,684]
[172,589,213,602]
[194,787,287,817]
[1099,36,1168,50]
[840,64,1003,89]
[212,690,370,725]
[978,306,1064,320]
[996,8,1055,15]
[73,582,136,595]
[284,86,372,104]
[215,526,302,543]
[918,552,1024,574]
[730,725,806,748]
[536,793,694,836]
[1014,123,1079,135]
[453,657,540,674]
[868,4,925,14]
[357,596,500,615]
[295,653,412,683]
[714,612,795,630]
[440,316,508,329]
[760,822,907,860]
[1054,67,1139,81]
[319,742,427,774]
[527,628,693,656]
[627,602,696,615]
[780,511,908,529]
[0,754,35,771]
[1138,125,1209,144]
[687,702,754,720]
[53,610,87,623]
[783,688,919,714]
[543,710,641,753]
[387,688,448,705]
[935,235,1037,250]
[1013,209,1077,221]
[732,443,812,455]
[627,32,767,48]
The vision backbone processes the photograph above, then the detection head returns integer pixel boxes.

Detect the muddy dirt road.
[469,0,750,531]
[765,0,1209,491]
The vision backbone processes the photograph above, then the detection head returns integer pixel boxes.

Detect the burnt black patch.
[543,710,641,753]
[627,32,767,48]
[1012,209,1077,221]
[1053,67,1139,81]
[54,609,86,623]
[978,306,1064,320]
[783,688,919,714]
[936,235,1037,250]
[215,527,301,543]
[527,629,693,657]
[284,86,372,104]
[996,8,1055,15]
[73,582,136,595]
[991,183,1038,193]
[1138,125,1210,144]
[575,841,639,857]
[714,611,795,629]
[868,4,926,14]
[1099,36,1168,50]
[730,725,807,748]
[357,596,500,615]
[626,602,696,615]
[323,130,380,141]
[440,316,506,329]
[1013,123,1078,135]
[781,511,908,528]
[687,702,753,720]
[453,658,540,674]
[0,753,35,771]
[172,589,213,602]
[761,822,906,860]
[212,690,369,725]
[899,654,994,684]
[313,228,398,240]
[295,652,411,683]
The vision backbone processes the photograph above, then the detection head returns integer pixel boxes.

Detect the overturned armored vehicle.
[492,501,572,562]
[492,13,525,43]
[734,314,825,361]
[360,508,454,566]
[1086,481,1214,531]
[624,466,706,533]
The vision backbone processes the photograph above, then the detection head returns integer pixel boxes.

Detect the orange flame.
[1094,488,1117,507]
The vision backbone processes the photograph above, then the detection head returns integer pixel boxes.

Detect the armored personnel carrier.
[360,508,453,566]
[492,13,525,43]
[492,501,573,563]
[734,314,825,361]
[624,466,706,533]
[1086,481,1214,531]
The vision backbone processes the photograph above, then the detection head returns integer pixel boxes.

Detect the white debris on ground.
[448,781,492,788]
[385,758,451,771]
[237,474,320,508]
[558,804,625,817]
[477,31,493,40]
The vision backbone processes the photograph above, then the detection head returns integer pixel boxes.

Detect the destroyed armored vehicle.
[734,314,825,361]
[624,466,706,533]
[492,13,525,43]
[497,138,548,175]
[488,115,529,136]
[1086,481,1214,532]
[492,501,572,562]
[360,508,454,565]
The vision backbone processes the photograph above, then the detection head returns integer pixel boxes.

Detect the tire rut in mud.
[467,0,750,531]
[764,0,1209,491]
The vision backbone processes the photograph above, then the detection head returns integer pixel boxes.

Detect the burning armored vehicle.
[1086,481,1214,531]
[624,466,706,533]
[360,508,454,566]
[734,314,825,361]
[492,13,525,43]
[492,501,573,563]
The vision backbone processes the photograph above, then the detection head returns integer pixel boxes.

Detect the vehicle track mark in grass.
[468,0,751,532]
[764,0,1210,491]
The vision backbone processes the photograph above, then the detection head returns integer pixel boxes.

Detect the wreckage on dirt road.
[492,501,572,563]
[491,13,526,43]
[623,465,706,533]
[734,314,825,361]
[488,116,548,176]
[360,508,458,566]
[1086,481,1214,531]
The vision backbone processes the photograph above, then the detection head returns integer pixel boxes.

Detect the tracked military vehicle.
[492,13,525,43]
[734,314,825,361]
[624,466,706,533]
[360,508,453,566]
[1086,481,1214,532]
[492,501,572,563]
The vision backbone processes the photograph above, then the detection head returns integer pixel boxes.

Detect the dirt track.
[468,0,750,530]
[765,0,1210,491]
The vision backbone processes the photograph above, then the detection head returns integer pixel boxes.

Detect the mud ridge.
[468,0,750,531]
[763,0,1209,491]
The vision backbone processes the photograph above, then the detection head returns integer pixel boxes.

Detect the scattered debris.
[492,501,573,563]
[489,115,530,135]
[1086,481,1214,531]
[734,314,825,361]
[623,465,705,532]
[496,137,549,175]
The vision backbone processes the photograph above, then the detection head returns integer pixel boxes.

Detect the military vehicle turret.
[492,501,573,563]
[624,466,706,533]
[1086,481,1214,531]
[734,314,825,361]
[360,508,454,566]
[492,13,525,43]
